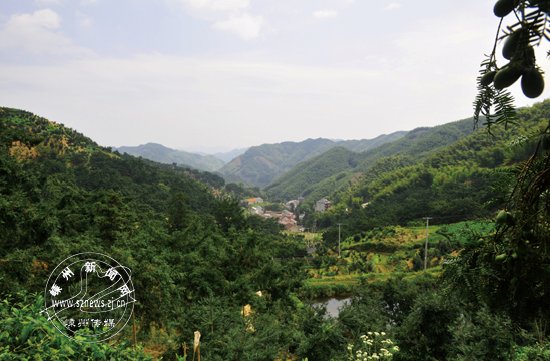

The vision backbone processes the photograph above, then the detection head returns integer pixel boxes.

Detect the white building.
[315,198,331,212]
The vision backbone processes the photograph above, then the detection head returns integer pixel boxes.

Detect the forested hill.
[0,107,309,359]
[0,107,221,249]
[309,100,550,234]
[266,116,477,203]
[220,132,405,188]
[116,142,226,172]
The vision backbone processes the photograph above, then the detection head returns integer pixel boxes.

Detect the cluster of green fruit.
[494,209,518,262]
[480,0,545,98]
[496,209,515,227]
[480,28,544,98]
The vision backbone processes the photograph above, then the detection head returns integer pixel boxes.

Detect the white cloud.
[172,0,265,40]
[13,8,61,29]
[80,0,99,5]
[0,9,93,57]
[384,3,401,11]
[213,14,264,40]
[313,9,338,19]
[183,0,249,12]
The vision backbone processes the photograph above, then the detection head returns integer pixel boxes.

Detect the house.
[262,210,299,230]
[250,206,264,216]
[244,197,264,206]
[285,199,300,211]
[315,198,331,212]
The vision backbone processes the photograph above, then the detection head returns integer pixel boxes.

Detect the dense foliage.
[0,292,153,360]
[1,101,548,360]
[304,101,550,236]
[0,107,308,360]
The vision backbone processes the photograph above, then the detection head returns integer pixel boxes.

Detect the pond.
[313,297,351,318]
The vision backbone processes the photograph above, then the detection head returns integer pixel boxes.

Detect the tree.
[474,0,550,125]
[167,191,190,232]
[441,0,550,347]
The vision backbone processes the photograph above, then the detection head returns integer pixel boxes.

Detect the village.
[240,196,333,231]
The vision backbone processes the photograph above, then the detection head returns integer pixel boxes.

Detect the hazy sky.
[1,0,549,152]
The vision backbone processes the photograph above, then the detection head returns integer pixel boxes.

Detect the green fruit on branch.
[494,0,517,17]
[495,253,507,262]
[496,209,515,226]
[493,65,523,89]
[521,68,544,98]
[502,29,526,60]
[480,70,497,86]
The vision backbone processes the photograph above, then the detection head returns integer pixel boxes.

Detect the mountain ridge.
[219,132,407,188]
[115,142,225,172]
[265,117,478,203]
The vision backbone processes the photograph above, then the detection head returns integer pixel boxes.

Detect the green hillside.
[0,107,309,359]
[265,146,360,201]
[1,106,548,360]
[116,142,225,172]
[220,138,336,187]
[266,117,477,203]
[337,131,407,152]
[220,133,405,188]
[311,100,550,238]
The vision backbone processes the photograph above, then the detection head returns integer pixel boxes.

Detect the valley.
[3,1,550,360]
[0,101,549,360]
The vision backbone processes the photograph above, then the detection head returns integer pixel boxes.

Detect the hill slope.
[220,132,406,188]
[338,131,407,152]
[266,117,476,202]
[116,142,225,172]
[0,106,308,359]
[310,100,550,233]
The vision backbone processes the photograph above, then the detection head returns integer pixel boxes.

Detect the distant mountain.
[220,133,405,188]
[115,143,225,172]
[264,146,361,201]
[213,147,249,163]
[219,138,335,187]
[265,118,477,203]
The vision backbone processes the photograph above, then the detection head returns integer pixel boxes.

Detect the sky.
[1,0,549,153]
